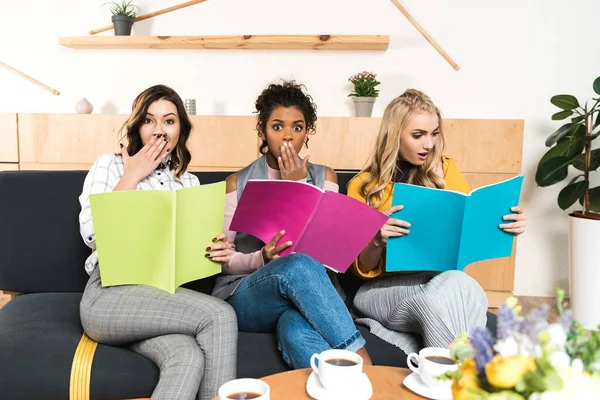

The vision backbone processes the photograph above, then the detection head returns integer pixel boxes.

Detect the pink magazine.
[229,180,388,273]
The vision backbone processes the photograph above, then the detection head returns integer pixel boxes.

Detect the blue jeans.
[227,253,366,369]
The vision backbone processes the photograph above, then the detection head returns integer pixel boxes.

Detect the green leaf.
[539,140,580,166]
[578,186,600,212]
[535,156,571,186]
[589,186,600,212]
[558,180,589,210]
[594,110,600,129]
[568,174,585,185]
[552,110,573,120]
[581,132,600,141]
[572,148,600,171]
[551,94,580,110]
[545,123,575,147]
[594,76,600,95]
[571,115,585,123]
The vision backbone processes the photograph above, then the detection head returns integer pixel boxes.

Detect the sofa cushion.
[0,293,158,400]
[0,171,92,293]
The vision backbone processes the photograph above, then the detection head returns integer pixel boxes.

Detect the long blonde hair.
[360,89,446,208]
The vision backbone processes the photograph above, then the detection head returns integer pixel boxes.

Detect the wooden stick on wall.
[390,0,460,71]
[0,61,60,95]
[90,0,210,35]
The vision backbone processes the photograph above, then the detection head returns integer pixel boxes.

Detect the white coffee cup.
[310,349,363,390]
[218,378,270,400]
[407,347,458,388]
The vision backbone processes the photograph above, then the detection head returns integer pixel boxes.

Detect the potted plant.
[535,75,600,330]
[348,71,381,117]
[103,0,139,36]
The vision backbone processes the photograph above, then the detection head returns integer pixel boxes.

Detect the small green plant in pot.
[348,71,381,117]
[103,0,139,36]
[535,75,600,331]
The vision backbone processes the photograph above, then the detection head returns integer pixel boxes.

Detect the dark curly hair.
[255,80,317,154]
[118,84,192,179]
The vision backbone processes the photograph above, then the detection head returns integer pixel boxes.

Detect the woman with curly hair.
[212,80,371,369]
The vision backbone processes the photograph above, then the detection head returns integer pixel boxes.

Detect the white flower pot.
[568,213,600,330]
[352,97,376,117]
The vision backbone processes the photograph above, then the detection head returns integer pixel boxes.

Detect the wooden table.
[214,366,426,399]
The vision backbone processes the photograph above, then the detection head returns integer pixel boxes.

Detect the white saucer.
[306,371,373,400]
[402,372,452,400]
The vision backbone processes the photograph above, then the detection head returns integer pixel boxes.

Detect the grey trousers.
[80,268,238,400]
[353,270,488,354]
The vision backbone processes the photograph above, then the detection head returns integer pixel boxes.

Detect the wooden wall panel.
[0,163,19,171]
[17,114,260,170]
[18,114,127,168]
[17,114,523,175]
[187,116,259,169]
[443,119,524,174]
[0,113,18,163]
[300,117,380,170]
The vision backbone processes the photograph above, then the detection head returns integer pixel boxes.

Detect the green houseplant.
[535,75,600,331]
[103,0,139,36]
[535,76,600,215]
[348,71,381,117]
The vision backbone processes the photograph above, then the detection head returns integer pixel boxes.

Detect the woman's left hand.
[205,233,233,264]
[499,206,528,236]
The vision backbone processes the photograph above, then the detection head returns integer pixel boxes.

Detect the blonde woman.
[347,89,528,354]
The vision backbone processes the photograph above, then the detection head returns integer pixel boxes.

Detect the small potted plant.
[348,71,381,117]
[103,0,139,36]
[535,75,600,330]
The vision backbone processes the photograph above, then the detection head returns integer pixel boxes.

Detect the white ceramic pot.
[568,213,600,330]
[352,97,376,117]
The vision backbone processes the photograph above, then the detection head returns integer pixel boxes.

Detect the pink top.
[222,165,339,275]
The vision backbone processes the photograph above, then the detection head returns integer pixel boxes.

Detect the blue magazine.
[385,175,524,272]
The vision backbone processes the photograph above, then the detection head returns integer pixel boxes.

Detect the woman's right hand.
[121,134,170,183]
[372,205,411,247]
[261,230,293,263]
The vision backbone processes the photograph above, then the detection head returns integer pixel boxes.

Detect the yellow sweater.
[346,156,470,279]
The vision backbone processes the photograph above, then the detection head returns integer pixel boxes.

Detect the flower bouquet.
[445,289,600,399]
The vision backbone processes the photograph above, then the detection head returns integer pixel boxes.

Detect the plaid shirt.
[78,153,199,274]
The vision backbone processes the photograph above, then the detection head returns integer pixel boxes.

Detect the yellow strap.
[69,333,98,400]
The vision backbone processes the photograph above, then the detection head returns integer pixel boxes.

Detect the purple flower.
[557,309,573,331]
[497,303,520,340]
[470,327,495,375]
[518,304,550,343]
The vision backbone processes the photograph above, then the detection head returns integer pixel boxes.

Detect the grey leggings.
[80,268,238,400]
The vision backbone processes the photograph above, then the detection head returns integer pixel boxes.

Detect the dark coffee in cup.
[425,355,456,365]
[325,358,359,367]
[226,392,261,399]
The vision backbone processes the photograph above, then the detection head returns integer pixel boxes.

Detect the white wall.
[1,0,599,296]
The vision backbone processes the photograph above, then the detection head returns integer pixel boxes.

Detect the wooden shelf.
[58,34,389,50]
